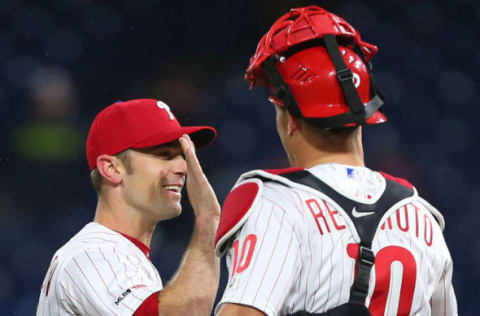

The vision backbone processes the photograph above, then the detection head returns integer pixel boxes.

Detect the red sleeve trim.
[378,171,414,189]
[263,167,304,175]
[134,292,159,316]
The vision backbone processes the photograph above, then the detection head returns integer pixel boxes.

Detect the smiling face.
[119,141,187,223]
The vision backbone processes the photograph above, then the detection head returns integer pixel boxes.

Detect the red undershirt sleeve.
[134,292,159,316]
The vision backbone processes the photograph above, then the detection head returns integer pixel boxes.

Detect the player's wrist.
[194,203,220,220]
[192,213,219,245]
[194,212,219,230]
[190,191,221,218]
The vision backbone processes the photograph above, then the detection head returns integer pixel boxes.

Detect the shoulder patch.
[215,180,262,257]
[378,171,414,189]
[263,167,304,175]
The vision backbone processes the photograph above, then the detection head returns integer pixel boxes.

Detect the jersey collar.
[120,233,151,259]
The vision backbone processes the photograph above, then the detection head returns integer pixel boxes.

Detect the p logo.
[352,71,361,88]
[157,100,175,120]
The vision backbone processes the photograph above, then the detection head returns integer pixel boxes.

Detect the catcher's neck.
[287,126,365,169]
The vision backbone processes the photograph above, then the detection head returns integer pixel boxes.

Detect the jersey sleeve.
[431,257,458,316]
[216,184,302,316]
[56,247,162,316]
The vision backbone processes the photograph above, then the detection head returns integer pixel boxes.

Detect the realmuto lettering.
[306,198,346,234]
[306,198,435,247]
[380,203,434,246]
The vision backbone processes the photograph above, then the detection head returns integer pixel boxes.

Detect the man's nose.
[173,155,187,176]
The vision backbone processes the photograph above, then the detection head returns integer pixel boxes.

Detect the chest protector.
[259,170,414,316]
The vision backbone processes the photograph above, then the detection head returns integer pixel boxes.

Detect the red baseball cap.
[86,99,217,170]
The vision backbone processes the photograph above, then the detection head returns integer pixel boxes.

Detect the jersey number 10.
[229,236,417,315]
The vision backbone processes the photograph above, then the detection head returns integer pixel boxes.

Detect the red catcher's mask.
[246,6,387,128]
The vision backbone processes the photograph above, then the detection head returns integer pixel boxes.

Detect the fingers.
[179,134,203,176]
[179,134,220,218]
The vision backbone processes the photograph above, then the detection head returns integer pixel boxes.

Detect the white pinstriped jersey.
[215,164,457,316]
[37,222,162,316]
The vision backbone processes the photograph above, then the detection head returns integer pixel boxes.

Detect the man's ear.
[96,155,123,186]
[286,111,299,136]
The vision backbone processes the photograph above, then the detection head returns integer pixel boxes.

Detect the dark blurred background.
[0,0,477,314]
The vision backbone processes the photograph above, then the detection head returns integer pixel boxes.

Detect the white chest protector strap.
[258,169,414,316]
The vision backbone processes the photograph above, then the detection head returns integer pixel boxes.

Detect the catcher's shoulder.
[234,167,303,182]
[377,170,415,189]
[215,167,302,256]
[215,176,263,257]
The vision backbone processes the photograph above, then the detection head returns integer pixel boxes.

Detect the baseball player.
[37,99,220,315]
[214,6,457,316]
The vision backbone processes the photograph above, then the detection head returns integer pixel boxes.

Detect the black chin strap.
[261,35,385,128]
[323,34,366,115]
[262,56,303,117]
[323,34,385,125]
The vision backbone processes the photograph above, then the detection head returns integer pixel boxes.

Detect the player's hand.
[179,134,220,220]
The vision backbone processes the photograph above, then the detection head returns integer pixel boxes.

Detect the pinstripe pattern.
[37,223,162,316]
[215,164,457,316]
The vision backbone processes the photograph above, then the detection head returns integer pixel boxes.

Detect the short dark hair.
[305,121,358,138]
[278,104,359,143]
[90,150,132,194]
[298,116,359,148]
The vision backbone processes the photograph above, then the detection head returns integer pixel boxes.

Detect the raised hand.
[179,134,220,220]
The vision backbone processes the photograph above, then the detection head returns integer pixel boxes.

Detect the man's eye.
[155,151,170,157]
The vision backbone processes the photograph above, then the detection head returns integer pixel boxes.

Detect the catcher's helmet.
[246,6,387,128]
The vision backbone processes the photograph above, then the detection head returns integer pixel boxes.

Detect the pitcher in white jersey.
[37,98,221,315]
[214,6,457,316]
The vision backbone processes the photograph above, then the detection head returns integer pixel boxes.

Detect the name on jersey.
[306,199,434,246]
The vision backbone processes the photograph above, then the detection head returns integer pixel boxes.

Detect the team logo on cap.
[157,100,175,120]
